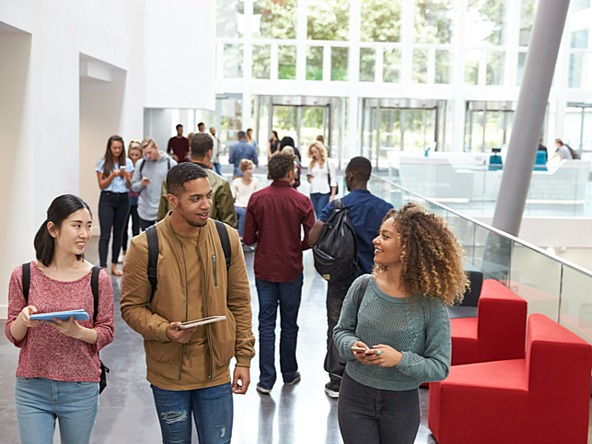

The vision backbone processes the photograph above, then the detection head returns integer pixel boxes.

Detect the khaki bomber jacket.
[120,214,255,390]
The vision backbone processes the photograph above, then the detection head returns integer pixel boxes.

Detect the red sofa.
[429,314,592,444]
[451,279,527,365]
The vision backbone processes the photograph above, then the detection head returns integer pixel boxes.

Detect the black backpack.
[21,263,110,394]
[145,220,231,304]
[313,198,358,283]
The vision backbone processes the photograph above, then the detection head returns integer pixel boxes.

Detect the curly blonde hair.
[375,203,469,305]
[308,141,326,169]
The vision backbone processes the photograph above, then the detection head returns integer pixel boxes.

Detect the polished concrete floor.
[0,235,437,444]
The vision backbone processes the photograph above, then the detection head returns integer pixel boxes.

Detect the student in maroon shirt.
[243,152,315,394]
[167,124,190,162]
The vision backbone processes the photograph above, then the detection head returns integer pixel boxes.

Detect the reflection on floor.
[1,236,590,443]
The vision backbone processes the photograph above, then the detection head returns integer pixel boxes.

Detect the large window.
[466,0,506,46]
[307,1,349,41]
[414,0,453,44]
[361,0,401,42]
[254,0,297,39]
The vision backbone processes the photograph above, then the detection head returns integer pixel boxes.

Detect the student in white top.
[306,141,337,217]
[232,159,260,238]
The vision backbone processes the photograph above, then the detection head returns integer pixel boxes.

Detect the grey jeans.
[338,372,420,444]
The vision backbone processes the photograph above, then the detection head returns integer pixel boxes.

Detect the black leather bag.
[99,360,110,394]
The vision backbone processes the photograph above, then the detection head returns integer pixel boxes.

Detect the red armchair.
[451,279,527,365]
[429,314,592,444]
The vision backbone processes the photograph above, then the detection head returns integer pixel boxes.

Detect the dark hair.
[279,136,295,149]
[238,130,247,140]
[197,122,205,129]
[176,124,183,130]
[191,133,214,159]
[316,134,325,144]
[268,152,295,181]
[34,195,92,266]
[346,156,372,182]
[166,162,208,197]
[270,130,279,141]
[102,135,126,178]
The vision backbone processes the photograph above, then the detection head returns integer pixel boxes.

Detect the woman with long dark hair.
[96,135,134,275]
[4,194,114,444]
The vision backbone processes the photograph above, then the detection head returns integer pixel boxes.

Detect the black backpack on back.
[313,198,358,283]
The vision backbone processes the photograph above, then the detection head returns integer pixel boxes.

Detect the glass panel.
[361,0,401,42]
[223,43,244,78]
[379,109,401,155]
[412,49,428,83]
[519,0,536,46]
[383,49,401,83]
[272,106,298,140]
[278,45,297,80]
[486,51,504,85]
[403,109,436,151]
[217,95,243,151]
[254,0,297,39]
[307,1,349,41]
[414,0,453,44]
[435,50,451,84]
[510,244,562,320]
[306,46,324,80]
[571,0,591,12]
[466,0,505,46]
[360,48,376,82]
[561,266,592,343]
[331,47,349,81]
[465,109,485,152]
[253,44,270,79]
[569,53,584,88]
[571,29,588,49]
[464,50,480,85]
[217,0,244,38]
[517,52,527,86]
[301,107,325,145]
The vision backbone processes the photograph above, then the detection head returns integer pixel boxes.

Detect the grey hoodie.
[131,151,177,221]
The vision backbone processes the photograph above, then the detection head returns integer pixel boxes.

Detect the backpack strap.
[353,274,372,316]
[22,262,31,303]
[91,266,101,323]
[146,225,159,304]
[214,220,231,271]
[139,158,145,175]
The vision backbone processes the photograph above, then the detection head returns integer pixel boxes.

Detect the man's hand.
[166,322,196,344]
[232,366,250,394]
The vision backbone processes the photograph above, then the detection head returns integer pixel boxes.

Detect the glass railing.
[368,174,592,344]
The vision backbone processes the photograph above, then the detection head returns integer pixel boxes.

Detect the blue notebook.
[30,309,90,321]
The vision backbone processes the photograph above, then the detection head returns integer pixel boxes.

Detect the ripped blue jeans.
[150,382,233,444]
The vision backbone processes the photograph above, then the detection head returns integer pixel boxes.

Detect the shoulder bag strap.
[22,262,31,303]
[146,225,159,304]
[214,220,231,271]
[91,266,101,323]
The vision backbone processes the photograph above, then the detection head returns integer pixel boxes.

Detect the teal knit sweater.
[333,275,451,391]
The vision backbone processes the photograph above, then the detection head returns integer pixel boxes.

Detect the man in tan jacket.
[157,133,237,228]
[121,162,255,443]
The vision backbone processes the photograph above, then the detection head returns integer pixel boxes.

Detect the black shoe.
[284,372,301,386]
[256,383,272,394]
[324,381,340,399]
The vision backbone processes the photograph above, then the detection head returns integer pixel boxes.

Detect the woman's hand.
[351,341,373,364]
[17,306,41,329]
[50,317,83,339]
[365,344,402,368]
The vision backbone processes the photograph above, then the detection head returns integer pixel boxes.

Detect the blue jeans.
[310,192,330,217]
[213,162,222,175]
[151,382,233,444]
[15,377,99,444]
[235,206,246,237]
[256,273,304,389]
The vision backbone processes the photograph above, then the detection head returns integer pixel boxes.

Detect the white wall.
[144,0,216,110]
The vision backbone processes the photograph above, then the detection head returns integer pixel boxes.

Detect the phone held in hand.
[178,315,227,329]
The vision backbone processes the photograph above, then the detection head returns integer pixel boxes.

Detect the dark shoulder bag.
[22,263,109,394]
[323,274,372,377]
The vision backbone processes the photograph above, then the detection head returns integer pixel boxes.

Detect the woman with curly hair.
[333,203,468,444]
